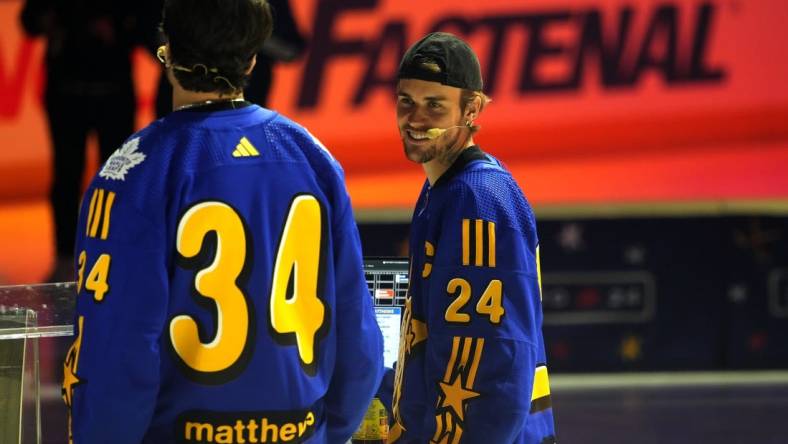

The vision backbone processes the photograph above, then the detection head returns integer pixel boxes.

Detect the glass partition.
[0,283,75,444]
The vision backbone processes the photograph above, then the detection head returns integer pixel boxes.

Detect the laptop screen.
[364,258,409,368]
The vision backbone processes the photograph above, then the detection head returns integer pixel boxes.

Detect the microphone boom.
[425,125,464,140]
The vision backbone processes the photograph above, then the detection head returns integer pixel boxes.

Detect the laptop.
[364,257,409,368]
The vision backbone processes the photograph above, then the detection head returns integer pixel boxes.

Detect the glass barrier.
[0,283,76,444]
[0,283,76,340]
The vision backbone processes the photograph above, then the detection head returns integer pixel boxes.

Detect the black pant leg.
[94,89,136,163]
[45,92,90,258]
[156,72,172,118]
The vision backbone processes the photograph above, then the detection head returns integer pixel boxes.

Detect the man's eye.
[398,97,413,106]
[428,102,442,109]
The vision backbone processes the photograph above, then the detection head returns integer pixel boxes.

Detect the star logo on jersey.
[404,298,427,354]
[63,317,85,444]
[99,137,146,181]
[62,316,85,409]
[438,374,480,421]
[392,297,427,428]
[62,354,81,409]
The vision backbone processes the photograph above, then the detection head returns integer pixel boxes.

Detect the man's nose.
[408,106,430,127]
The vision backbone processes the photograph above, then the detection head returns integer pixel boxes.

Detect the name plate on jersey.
[176,408,319,444]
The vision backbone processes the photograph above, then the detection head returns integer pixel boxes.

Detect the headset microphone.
[425,123,470,140]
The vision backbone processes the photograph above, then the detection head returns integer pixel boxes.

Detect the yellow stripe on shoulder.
[89,189,105,238]
[531,365,551,400]
[85,189,99,236]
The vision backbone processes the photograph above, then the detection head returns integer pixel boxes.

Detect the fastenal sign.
[1,0,787,207]
[267,0,788,207]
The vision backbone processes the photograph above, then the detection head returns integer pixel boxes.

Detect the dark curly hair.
[161,0,273,95]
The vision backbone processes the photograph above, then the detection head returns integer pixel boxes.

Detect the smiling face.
[396,78,470,166]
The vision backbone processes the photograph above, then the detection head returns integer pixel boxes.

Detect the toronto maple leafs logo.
[99,137,146,181]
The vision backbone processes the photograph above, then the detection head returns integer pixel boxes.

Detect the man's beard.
[401,126,465,165]
[403,141,438,164]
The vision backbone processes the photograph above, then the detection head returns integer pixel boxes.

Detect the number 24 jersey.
[390,147,556,444]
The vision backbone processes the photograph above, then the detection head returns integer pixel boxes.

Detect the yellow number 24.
[445,278,504,324]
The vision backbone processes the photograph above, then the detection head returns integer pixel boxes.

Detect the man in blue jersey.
[62,1,383,442]
[389,32,557,443]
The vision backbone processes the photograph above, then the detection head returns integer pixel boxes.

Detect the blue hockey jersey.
[389,147,556,443]
[61,103,384,444]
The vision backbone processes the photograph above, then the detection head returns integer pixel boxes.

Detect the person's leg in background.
[155,72,172,118]
[95,88,136,163]
[44,92,90,283]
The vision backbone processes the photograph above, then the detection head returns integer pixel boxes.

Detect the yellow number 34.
[170,196,326,382]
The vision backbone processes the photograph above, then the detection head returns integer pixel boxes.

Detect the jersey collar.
[433,145,488,188]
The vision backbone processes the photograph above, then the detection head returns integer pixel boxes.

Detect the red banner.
[1,0,787,208]
[1,0,787,283]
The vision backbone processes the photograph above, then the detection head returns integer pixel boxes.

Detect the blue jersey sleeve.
[285,126,385,441]
[324,198,385,442]
[64,147,169,443]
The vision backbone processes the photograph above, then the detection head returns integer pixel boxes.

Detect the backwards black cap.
[397,32,483,91]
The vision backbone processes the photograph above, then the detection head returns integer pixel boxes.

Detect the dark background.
[359,215,788,372]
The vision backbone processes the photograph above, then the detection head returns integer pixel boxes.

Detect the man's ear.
[466,95,482,121]
[246,55,257,75]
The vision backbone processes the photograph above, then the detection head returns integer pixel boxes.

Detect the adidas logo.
[233,137,260,158]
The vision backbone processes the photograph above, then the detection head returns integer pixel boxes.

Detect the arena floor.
[551,371,788,443]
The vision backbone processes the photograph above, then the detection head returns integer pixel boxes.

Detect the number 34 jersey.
[63,105,384,444]
[390,147,556,444]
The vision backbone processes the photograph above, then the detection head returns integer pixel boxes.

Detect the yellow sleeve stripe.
[461,219,497,268]
[536,245,543,300]
[86,189,99,236]
[445,414,454,443]
[434,337,484,443]
[445,336,461,381]
[100,192,116,240]
[531,365,551,401]
[432,414,444,442]
[466,338,484,388]
[459,337,473,372]
[474,219,484,266]
[451,426,462,444]
[85,189,115,240]
[73,316,84,371]
[461,219,470,265]
[89,189,105,238]
[488,221,496,268]
[444,337,485,386]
